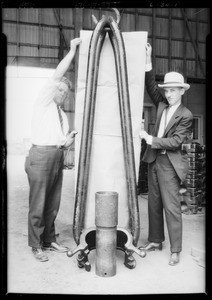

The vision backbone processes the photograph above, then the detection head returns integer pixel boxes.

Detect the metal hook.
[92,8,120,26]
[111,8,120,24]
[92,14,99,26]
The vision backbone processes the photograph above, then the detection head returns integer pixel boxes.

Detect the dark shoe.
[169,252,180,266]
[124,253,136,269]
[32,248,49,262]
[139,242,162,252]
[42,242,69,253]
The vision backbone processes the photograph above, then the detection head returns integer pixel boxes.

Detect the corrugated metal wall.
[74,7,209,79]
[2,7,210,147]
[3,8,75,66]
[2,8,209,78]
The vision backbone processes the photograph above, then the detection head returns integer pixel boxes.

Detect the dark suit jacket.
[143,70,193,182]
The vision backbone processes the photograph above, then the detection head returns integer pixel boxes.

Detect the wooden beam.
[181,8,205,77]
[53,8,69,52]
[152,8,156,77]
[74,8,83,102]
[195,9,199,78]
[183,8,187,80]
[3,19,74,30]
[135,8,138,31]
[38,8,42,55]
[168,8,172,71]
[6,46,206,63]
[16,8,20,55]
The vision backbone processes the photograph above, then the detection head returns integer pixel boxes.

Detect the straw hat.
[158,72,190,90]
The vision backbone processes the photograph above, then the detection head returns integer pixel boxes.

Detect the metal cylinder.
[95,191,118,277]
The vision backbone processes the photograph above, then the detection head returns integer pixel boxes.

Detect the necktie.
[164,106,169,131]
[157,106,169,138]
[57,105,64,133]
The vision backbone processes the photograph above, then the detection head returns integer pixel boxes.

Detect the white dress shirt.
[31,78,69,146]
[157,103,181,138]
[145,62,152,72]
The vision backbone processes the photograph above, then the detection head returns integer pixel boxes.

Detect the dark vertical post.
[168,8,172,71]
[152,8,156,77]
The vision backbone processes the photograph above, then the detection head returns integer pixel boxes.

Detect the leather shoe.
[169,252,180,266]
[139,242,162,252]
[32,248,49,262]
[42,242,69,253]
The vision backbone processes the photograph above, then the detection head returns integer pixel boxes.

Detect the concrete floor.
[6,155,206,295]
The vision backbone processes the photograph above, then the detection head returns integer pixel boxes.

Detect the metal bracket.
[67,227,146,272]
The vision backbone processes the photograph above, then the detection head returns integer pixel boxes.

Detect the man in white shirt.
[25,37,81,262]
[139,43,193,266]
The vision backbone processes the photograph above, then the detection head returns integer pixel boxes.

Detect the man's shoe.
[32,248,49,262]
[42,242,69,253]
[169,252,180,266]
[138,242,162,252]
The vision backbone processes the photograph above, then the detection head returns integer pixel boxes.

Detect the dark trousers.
[147,153,182,253]
[25,146,64,248]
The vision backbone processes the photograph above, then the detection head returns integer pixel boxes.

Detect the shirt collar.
[169,101,181,110]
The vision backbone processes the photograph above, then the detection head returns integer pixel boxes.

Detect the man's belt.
[32,144,64,149]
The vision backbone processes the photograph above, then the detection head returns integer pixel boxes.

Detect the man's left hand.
[63,130,78,148]
[69,130,78,138]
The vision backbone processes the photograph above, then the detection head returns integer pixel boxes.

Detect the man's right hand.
[63,130,78,148]
[69,130,78,138]
[70,38,82,54]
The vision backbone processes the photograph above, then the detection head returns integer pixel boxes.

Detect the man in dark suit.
[139,43,193,266]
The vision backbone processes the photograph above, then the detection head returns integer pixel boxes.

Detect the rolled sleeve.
[146,134,153,145]
[145,63,152,72]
